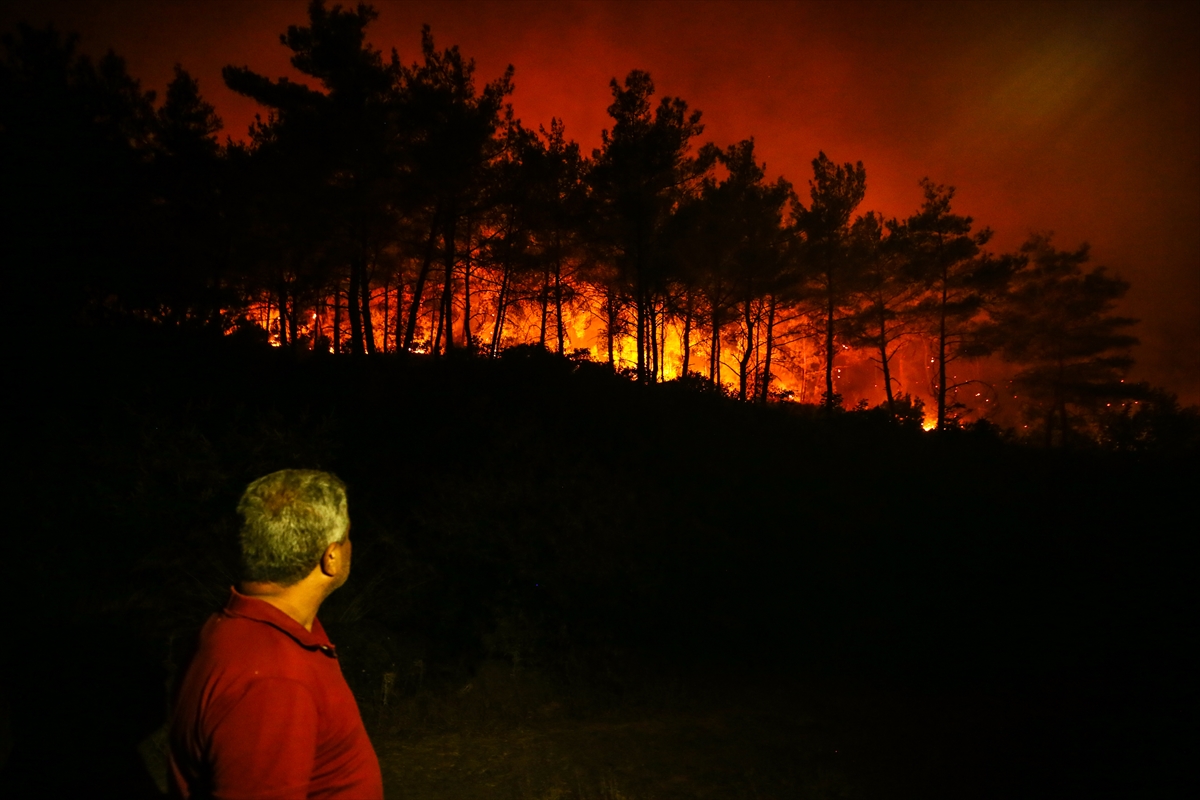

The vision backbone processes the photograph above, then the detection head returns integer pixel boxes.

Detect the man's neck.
[239,579,326,631]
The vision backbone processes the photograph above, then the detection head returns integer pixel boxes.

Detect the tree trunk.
[333,283,341,354]
[880,345,895,414]
[381,278,390,353]
[539,266,549,348]
[738,298,754,402]
[432,277,445,358]
[462,219,473,353]
[681,292,693,378]
[705,302,715,386]
[636,286,647,382]
[824,270,836,411]
[800,338,810,403]
[287,291,297,349]
[662,303,672,383]
[394,278,404,352]
[361,256,376,355]
[634,227,647,381]
[554,255,565,354]
[277,283,289,348]
[314,295,325,352]
[491,261,511,357]
[760,295,776,404]
[649,297,660,384]
[878,299,894,414]
[937,269,949,430]
[403,215,439,352]
[605,286,617,366]
[440,212,457,352]
[349,260,364,354]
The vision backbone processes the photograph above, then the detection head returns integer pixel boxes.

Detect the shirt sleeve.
[207,677,320,800]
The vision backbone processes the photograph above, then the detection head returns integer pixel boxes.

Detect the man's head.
[237,469,350,587]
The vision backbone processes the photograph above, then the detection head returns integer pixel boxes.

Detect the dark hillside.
[2,330,1193,797]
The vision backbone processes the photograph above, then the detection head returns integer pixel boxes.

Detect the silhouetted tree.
[397,25,512,355]
[988,233,1139,446]
[589,70,714,381]
[484,119,588,356]
[148,66,232,327]
[686,140,793,400]
[474,120,553,356]
[661,190,722,384]
[794,153,867,411]
[224,0,402,353]
[844,211,924,415]
[1098,386,1200,453]
[662,160,736,387]
[903,179,1007,429]
[1,23,157,328]
[525,119,587,354]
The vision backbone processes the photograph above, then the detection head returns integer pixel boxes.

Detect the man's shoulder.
[195,612,310,677]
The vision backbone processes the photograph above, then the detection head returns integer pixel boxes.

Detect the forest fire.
[2,0,1187,446]
[3,4,1197,797]
[162,3,1148,441]
[234,226,1042,432]
[241,289,921,410]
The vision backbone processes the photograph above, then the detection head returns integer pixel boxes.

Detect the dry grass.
[363,661,856,800]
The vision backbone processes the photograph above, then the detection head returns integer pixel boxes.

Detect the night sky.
[5,0,1196,402]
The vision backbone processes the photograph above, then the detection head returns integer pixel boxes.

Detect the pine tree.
[989,233,1139,446]
[903,180,1007,429]
[794,153,867,411]
[705,140,792,399]
[1,23,157,328]
[588,70,714,382]
[150,66,229,326]
[844,211,924,416]
[396,25,513,355]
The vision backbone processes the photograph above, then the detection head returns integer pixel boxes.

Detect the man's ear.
[319,541,341,578]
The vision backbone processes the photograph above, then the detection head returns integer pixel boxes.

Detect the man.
[169,469,384,800]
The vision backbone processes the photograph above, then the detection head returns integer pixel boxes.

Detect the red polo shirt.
[168,589,383,800]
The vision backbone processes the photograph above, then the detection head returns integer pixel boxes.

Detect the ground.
[360,661,1079,800]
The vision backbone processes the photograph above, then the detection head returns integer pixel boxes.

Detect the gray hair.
[237,469,350,585]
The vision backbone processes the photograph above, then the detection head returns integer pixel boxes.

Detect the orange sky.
[5,0,1197,402]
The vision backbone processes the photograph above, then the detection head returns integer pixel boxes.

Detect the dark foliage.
[4,332,1194,795]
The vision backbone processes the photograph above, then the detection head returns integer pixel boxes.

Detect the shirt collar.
[224,587,337,656]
